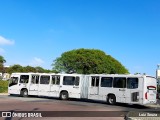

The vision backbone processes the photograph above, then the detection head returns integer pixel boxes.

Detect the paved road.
[0,95,160,120]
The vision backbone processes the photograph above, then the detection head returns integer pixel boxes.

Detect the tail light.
[145,92,148,99]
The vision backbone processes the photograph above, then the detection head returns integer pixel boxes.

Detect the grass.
[0,80,8,93]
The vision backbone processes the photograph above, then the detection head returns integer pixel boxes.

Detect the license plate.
[150,101,155,103]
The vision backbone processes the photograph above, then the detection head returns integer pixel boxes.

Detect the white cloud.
[29,57,45,67]
[0,48,5,54]
[0,36,14,45]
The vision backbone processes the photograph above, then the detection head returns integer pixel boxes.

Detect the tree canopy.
[0,55,6,73]
[52,48,129,74]
[0,55,57,74]
[0,56,6,64]
[6,64,56,74]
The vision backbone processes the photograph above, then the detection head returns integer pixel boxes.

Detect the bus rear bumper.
[143,100,157,105]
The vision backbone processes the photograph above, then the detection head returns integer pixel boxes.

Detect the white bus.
[82,74,157,105]
[8,73,83,99]
[8,73,157,105]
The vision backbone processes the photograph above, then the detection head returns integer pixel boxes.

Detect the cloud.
[0,48,5,54]
[29,57,45,67]
[0,36,14,45]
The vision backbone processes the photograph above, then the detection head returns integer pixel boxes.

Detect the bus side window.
[91,77,95,86]
[40,76,50,84]
[127,78,138,89]
[113,77,126,88]
[52,75,60,85]
[36,76,39,84]
[31,75,39,84]
[56,76,60,85]
[96,77,99,87]
[101,77,113,87]
[52,76,56,84]
[91,77,99,87]
[31,76,35,84]
[20,75,29,83]
[74,77,79,86]
[63,76,75,85]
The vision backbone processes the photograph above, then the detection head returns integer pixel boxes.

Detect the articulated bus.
[8,73,157,105]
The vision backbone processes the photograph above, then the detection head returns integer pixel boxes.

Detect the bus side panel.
[125,77,144,104]
[143,76,157,104]
[8,85,21,95]
[80,76,89,99]
[59,75,82,99]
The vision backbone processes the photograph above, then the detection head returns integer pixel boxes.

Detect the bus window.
[96,77,99,87]
[20,75,29,83]
[91,77,99,87]
[9,77,18,87]
[63,76,75,85]
[113,77,126,88]
[127,78,138,89]
[74,77,79,86]
[56,76,60,85]
[31,75,39,84]
[52,76,56,84]
[52,75,60,85]
[91,77,95,86]
[101,77,113,87]
[40,75,50,84]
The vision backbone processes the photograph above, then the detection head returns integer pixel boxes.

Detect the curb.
[0,93,9,95]
[145,104,160,108]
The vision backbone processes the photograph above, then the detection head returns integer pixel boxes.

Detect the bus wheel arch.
[107,94,116,105]
[20,88,28,97]
[60,91,69,100]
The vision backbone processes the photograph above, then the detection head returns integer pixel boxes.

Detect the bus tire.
[107,95,116,105]
[20,89,28,97]
[60,91,68,100]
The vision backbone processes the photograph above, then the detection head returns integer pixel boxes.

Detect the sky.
[0,0,160,76]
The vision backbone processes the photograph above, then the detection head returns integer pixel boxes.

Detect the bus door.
[89,76,99,99]
[60,76,81,98]
[125,77,142,104]
[49,75,61,97]
[29,75,39,95]
[38,75,50,96]
[113,77,126,103]
[8,76,19,94]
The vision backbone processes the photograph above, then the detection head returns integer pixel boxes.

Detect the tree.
[0,56,6,73]
[0,56,6,63]
[23,66,36,73]
[52,48,129,74]
[6,64,24,74]
[35,66,45,73]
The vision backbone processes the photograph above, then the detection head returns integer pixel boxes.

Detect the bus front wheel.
[107,95,116,105]
[20,89,28,97]
[60,91,68,100]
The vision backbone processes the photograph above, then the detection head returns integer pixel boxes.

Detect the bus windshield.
[9,77,18,87]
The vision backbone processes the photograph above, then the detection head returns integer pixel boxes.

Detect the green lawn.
[0,80,8,93]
